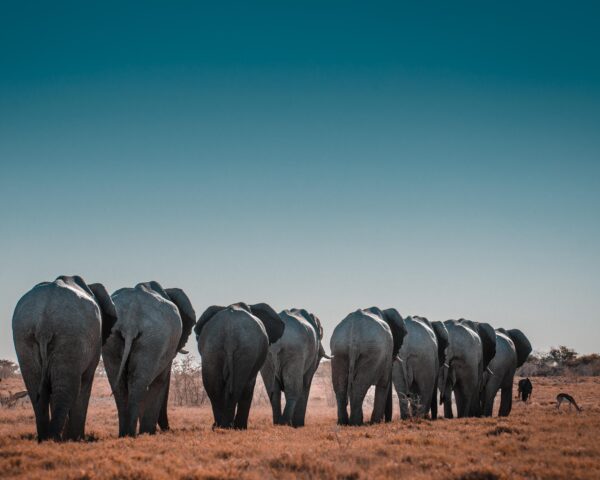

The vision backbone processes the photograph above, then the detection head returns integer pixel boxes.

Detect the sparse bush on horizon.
[517,346,600,377]
[0,359,19,379]
[170,356,207,406]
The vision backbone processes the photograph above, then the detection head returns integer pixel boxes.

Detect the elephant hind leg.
[292,387,310,427]
[454,387,471,418]
[292,369,316,427]
[158,369,171,431]
[218,396,237,428]
[443,392,454,419]
[269,381,283,425]
[49,373,81,440]
[281,371,303,426]
[124,380,148,437]
[414,374,435,418]
[33,390,51,442]
[498,375,514,417]
[384,375,393,422]
[430,389,438,420]
[331,356,349,425]
[371,382,390,424]
[233,377,256,430]
[393,363,410,420]
[18,344,50,441]
[64,362,96,441]
[349,381,370,426]
[140,369,170,435]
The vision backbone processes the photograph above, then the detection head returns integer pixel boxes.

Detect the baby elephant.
[517,378,533,402]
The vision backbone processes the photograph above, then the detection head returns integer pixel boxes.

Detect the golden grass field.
[1,371,599,479]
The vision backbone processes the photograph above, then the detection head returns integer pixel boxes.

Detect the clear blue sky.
[1,2,599,358]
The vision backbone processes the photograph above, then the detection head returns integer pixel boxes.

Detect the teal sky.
[1,2,599,358]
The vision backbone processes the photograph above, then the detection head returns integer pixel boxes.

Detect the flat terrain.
[1,373,599,479]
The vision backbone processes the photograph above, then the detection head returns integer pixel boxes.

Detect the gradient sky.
[1,2,599,359]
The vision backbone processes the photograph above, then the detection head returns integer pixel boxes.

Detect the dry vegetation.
[1,365,599,479]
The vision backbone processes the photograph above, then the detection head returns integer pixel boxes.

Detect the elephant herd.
[11,275,532,442]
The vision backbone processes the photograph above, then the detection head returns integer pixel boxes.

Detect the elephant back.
[365,307,407,358]
[195,303,284,345]
[293,308,323,340]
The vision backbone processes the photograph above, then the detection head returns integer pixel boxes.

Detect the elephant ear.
[381,308,407,358]
[194,305,226,338]
[249,303,285,345]
[431,321,449,367]
[476,322,497,370]
[88,283,118,345]
[459,319,497,371]
[165,288,196,351]
[506,328,532,367]
[298,309,323,340]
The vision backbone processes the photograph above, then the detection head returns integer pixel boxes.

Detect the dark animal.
[517,378,533,402]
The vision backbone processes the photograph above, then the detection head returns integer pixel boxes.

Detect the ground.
[1,373,599,479]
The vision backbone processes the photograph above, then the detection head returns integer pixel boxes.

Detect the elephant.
[439,319,483,418]
[457,318,497,416]
[194,302,285,429]
[102,281,196,437]
[481,328,532,416]
[393,316,448,420]
[330,307,407,426]
[260,308,328,427]
[12,275,115,441]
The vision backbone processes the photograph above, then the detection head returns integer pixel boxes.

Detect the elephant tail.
[319,343,332,360]
[347,339,358,398]
[36,334,52,403]
[224,347,235,397]
[115,332,135,387]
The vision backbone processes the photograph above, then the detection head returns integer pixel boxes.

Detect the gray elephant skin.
[481,328,532,416]
[102,281,196,437]
[330,307,407,426]
[12,275,116,441]
[457,319,497,416]
[393,316,448,419]
[195,303,285,429]
[439,319,484,418]
[260,308,328,427]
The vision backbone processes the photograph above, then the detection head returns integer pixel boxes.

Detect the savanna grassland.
[1,370,599,480]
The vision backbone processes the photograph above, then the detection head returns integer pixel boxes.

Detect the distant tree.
[0,359,19,379]
[548,346,578,365]
[171,356,206,406]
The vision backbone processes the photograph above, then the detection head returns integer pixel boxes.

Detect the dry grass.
[1,374,599,479]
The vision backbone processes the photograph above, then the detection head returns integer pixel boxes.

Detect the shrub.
[0,359,19,379]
